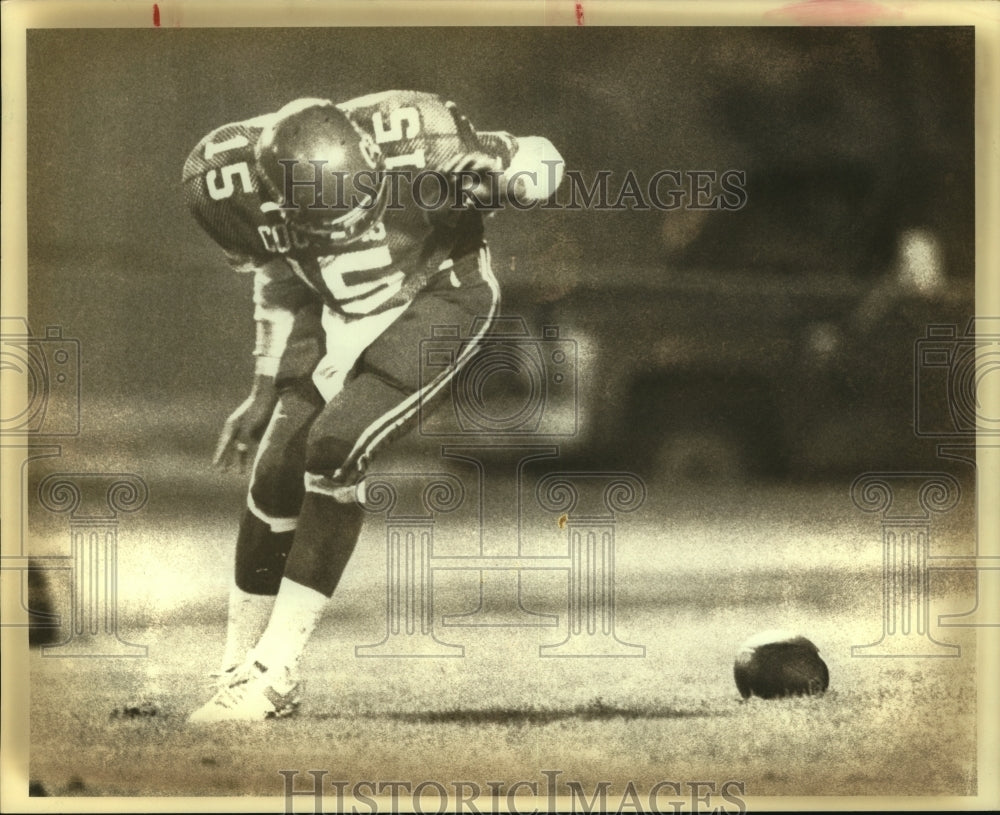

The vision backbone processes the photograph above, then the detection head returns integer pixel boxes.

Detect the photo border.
[2,1,998,812]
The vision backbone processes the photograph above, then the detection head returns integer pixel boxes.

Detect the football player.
[182,91,563,722]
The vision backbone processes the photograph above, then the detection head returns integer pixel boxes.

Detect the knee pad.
[248,471,304,529]
[234,510,295,595]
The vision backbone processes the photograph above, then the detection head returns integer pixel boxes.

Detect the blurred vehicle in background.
[498,169,974,482]
[520,236,974,483]
[494,29,976,483]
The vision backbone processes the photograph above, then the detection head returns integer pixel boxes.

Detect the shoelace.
[210,662,267,700]
[206,666,237,686]
[209,662,268,706]
[215,685,243,710]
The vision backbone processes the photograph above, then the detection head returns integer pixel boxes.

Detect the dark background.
[20,29,982,801]
[25,27,975,478]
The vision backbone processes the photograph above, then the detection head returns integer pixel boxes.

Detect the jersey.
[183,90,518,318]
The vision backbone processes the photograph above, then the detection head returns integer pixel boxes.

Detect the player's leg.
[320,248,501,484]
[189,304,403,722]
[242,301,413,681]
[250,249,499,677]
[191,249,499,722]
[216,383,322,673]
[195,491,365,723]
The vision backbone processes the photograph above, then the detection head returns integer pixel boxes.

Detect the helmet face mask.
[286,172,389,248]
[256,100,388,251]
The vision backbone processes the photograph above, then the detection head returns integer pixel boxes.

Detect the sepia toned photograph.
[2,1,998,812]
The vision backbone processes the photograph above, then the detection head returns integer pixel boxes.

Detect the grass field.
[24,437,980,806]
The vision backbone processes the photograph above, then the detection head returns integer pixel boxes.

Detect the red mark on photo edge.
[575,2,585,25]
[765,0,903,24]
[153,3,160,27]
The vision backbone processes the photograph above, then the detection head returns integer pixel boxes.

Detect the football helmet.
[255,99,387,249]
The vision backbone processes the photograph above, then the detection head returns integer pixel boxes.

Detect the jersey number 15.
[203,134,253,201]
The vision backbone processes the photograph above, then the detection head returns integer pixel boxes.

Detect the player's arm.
[442,102,565,207]
[182,121,315,470]
[212,255,310,471]
[478,131,565,204]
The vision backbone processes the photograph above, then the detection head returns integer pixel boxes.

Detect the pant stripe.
[245,393,301,531]
[331,245,500,483]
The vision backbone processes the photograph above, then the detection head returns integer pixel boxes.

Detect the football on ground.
[733,630,830,700]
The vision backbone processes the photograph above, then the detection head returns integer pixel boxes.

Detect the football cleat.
[188,660,301,723]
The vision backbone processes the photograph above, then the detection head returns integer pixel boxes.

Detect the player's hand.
[441,152,503,208]
[213,376,278,473]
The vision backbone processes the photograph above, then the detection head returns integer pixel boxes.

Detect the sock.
[219,583,275,672]
[251,577,329,677]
